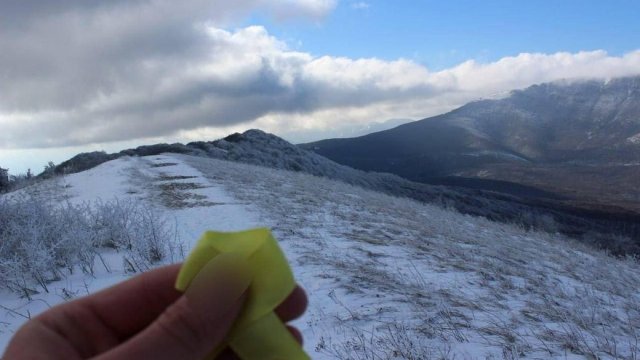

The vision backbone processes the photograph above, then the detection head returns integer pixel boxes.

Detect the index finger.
[38,264,183,342]
[38,264,307,345]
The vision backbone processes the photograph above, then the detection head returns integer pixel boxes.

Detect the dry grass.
[125,162,221,209]
[183,154,640,359]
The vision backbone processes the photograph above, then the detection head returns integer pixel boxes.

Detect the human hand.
[3,263,307,359]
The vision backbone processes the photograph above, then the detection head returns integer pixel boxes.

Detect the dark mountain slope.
[305,113,531,179]
[303,76,640,212]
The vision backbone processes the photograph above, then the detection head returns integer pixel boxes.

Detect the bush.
[516,210,559,233]
[89,199,182,272]
[54,151,118,175]
[0,196,180,298]
[0,167,8,192]
[581,231,640,256]
[4,172,38,192]
[41,161,57,179]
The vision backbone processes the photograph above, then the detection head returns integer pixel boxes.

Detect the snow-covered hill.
[2,154,640,359]
[50,130,640,255]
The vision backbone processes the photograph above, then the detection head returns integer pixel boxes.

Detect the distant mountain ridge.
[302,75,640,212]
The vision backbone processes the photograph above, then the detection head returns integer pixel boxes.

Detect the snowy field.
[1,154,640,359]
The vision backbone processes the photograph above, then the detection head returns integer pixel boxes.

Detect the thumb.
[97,255,251,360]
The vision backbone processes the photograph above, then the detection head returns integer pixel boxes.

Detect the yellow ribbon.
[175,228,310,360]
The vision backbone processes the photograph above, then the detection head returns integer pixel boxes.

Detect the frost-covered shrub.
[89,199,181,272]
[5,173,38,192]
[0,196,66,296]
[89,199,139,249]
[581,231,640,256]
[516,211,559,233]
[0,196,179,297]
[0,167,9,192]
[56,203,98,274]
[54,151,117,175]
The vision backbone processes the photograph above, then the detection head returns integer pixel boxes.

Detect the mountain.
[4,153,640,358]
[302,76,640,212]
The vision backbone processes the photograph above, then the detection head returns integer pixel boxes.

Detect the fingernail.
[184,253,252,320]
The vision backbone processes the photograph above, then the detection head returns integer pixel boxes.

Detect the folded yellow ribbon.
[175,228,310,360]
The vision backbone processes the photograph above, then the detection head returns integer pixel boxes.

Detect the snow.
[2,154,640,359]
[466,150,530,162]
[65,157,135,202]
[0,155,261,352]
[628,132,640,144]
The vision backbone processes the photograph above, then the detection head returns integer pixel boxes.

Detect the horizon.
[2,1,640,173]
[3,74,633,176]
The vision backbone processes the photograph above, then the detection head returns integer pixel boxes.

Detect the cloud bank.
[1,0,639,148]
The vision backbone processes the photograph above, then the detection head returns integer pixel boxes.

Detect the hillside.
[1,154,640,359]
[303,76,640,213]
[49,129,640,255]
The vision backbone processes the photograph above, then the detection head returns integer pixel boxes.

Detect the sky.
[248,1,640,69]
[1,0,640,174]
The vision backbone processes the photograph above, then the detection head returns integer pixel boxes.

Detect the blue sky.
[2,0,640,174]
[246,0,640,70]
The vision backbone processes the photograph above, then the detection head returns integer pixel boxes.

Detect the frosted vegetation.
[0,195,181,299]
[182,154,640,359]
[1,154,639,359]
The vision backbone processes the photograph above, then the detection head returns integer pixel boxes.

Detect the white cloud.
[351,2,370,10]
[223,49,640,142]
[0,0,639,152]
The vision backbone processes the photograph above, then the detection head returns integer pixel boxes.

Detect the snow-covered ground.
[2,154,640,359]
[0,155,262,352]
